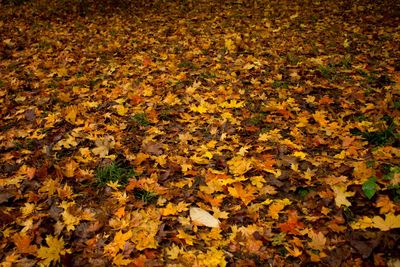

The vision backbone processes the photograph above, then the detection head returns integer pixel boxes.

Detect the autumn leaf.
[228,183,256,206]
[227,156,253,176]
[176,229,195,245]
[224,38,236,53]
[37,235,70,266]
[112,253,133,266]
[375,195,395,214]
[92,136,115,158]
[1,0,399,264]
[351,213,400,231]
[278,210,304,235]
[104,230,133,257]
[190,207,220,228]
[12,232,37,254]
[63,159,79,178]
[331,184,355,207]
[307,230,327,250]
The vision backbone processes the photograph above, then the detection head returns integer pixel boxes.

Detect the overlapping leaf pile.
[1,0,400,265]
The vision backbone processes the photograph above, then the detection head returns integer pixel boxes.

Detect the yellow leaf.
[227,156,252,176]
[190,104,208,114]
[225,38,236,53]
[293,151,307,159]
[307,230,326,250]
[228,183,256,205]
[92,136,115,158]
[268,198,291,219]
[63,159,79,178]
[37,236,70,266]
[166,244,182,260]
[219,100,245,109]
[21,203,36,217]
[65,106,77,124]
[372,213,400,231]
[176,229,195,245]
[261,199,273,205]
[268,202,285,220]
[107,230,132,254]
[161,202,177,216]
[350,216,374,230]
[190,207,220,228]
[115,104,129,116]
[62,210,81,232]
[285,245,302,257]
[112,254,133,266]
[375,195,395,214]
[331,184,354,207]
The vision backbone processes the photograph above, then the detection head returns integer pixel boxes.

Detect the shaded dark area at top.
[1,0,400,20]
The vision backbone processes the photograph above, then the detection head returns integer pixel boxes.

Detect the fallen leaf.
[190,207,220,228]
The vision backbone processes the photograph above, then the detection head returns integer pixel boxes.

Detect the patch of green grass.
[199,73,216,79]
[317,64,336,80]
[13,141,24,150]
[95,162,134,186]
[159,110,174,121]
[339,55,352,68]
[297,187,310,198]
[383,166,400,202]
[271,80,289,89]
[246,113,266,126]
[133,188,158,204]
[178,60,197,69]
[287,53,300,65]
[131,113,150,126]
[350,115,398,146]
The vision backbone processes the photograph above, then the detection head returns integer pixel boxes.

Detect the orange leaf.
[307,230,326,250]
[278,210,304,235]
[12,233,37,254]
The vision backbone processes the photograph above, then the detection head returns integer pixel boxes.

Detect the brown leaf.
[142,141,163,156]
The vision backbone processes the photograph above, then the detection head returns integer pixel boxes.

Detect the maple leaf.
[278,210,304,235]
[104,230,133,257]
[65,105,78,125]
[268,202,285,220]
[166,244,182,260]
[92,136,115,158]
[176,229,195,245]
[285,245,303,257]
[307,230,326,250]
[12,232,37,254]
[351,213,400,231]
[371,213,400,231]
[115,104,129,116]
[37,235,70,266]
[219,100,245,109]
[228,183,256,206]
[331,184,354,207]
[112,253,133,266]
[62,210,81,232]
[225,38,236,53]
[375,195,395,214]
[227,156,252,176]
[63,159,79,178]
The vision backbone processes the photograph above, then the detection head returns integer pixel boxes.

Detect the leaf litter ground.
[1,0,400,266]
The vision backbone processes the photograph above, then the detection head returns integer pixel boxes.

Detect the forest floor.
[1,0,400,266]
